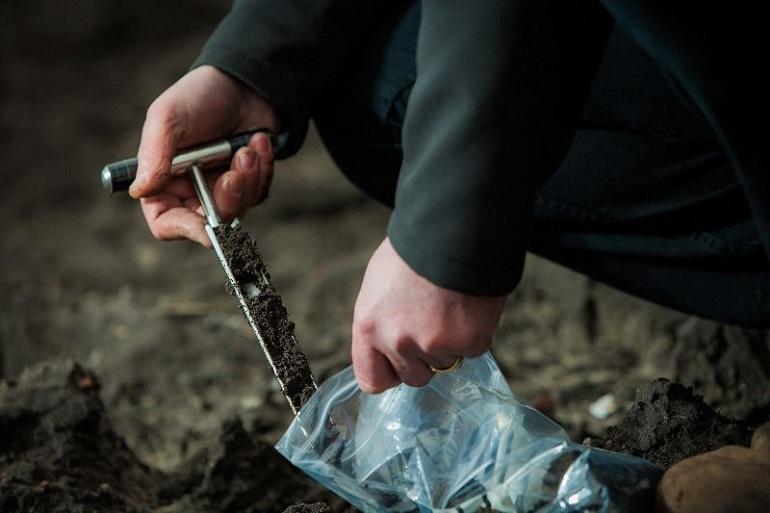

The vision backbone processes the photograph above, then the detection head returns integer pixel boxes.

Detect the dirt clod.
[190,418,338,513]
[282,503,332,513]
[596,378,752,469]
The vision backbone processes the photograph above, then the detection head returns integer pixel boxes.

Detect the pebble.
[239,395,264,411]
[588,393,619,420]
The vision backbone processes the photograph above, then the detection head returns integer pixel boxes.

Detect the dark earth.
[595,379,753,469]
[1,1,769,512]
[0,361,758,512]
[0,361,350,513]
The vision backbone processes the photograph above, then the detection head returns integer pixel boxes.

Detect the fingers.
[213,170,246,221]
[212,132,274,221]
[352,317,440,393]
[349,238,506,394]
[130,65,254,200]
[140,194,210,247]
[232,132,275,207]
[352,329,465,393]
[137,132,275,246]
[385,346,435,388]
[252,132,275,204]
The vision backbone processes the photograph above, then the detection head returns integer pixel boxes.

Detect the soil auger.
[100,130,317,415]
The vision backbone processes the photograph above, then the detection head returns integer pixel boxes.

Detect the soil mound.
[596,378,753,469]
[183,418,340,513]
[2,361,763,512]
[0,361,161,512]
[0,361,346,513]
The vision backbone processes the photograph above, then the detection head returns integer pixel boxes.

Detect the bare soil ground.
[1,1,769,511]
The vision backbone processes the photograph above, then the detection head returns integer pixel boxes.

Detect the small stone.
[588,393,618,420]
[239,395,264,411]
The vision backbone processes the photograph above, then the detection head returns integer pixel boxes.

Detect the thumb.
[129,100,182,199]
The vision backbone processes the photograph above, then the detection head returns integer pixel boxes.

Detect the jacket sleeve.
[192,0,396,158]
[387,0,611,295]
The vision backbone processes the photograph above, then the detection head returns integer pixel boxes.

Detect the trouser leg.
[313,2,418,208]
[531,29,769,327]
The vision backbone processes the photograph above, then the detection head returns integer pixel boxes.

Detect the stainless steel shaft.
[189,165,222,228]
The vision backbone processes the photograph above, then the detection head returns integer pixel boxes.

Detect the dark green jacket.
[194,0,769,296]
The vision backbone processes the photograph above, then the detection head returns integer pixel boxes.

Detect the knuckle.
[420,333,445,355]
[145,98,171,120]
[353,316,377,339]
[139,147,172,177]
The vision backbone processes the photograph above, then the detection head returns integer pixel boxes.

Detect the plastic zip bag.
[276,352,661,512]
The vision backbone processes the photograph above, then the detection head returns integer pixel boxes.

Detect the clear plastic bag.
[276,352,662,512]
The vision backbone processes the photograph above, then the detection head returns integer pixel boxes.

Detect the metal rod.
[189,164,221,228]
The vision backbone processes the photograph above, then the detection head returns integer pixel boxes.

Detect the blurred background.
[1,0,768,475]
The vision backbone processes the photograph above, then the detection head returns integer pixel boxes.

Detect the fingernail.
[255,135,271,154]
[226,176,243,198]
[238,149,255,170]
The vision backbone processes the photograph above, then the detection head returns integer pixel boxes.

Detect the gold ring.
[430,356,464,374]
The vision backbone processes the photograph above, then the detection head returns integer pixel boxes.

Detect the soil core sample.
[214,223,317,411]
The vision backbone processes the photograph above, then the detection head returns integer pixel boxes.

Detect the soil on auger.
[215,224,316,409]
